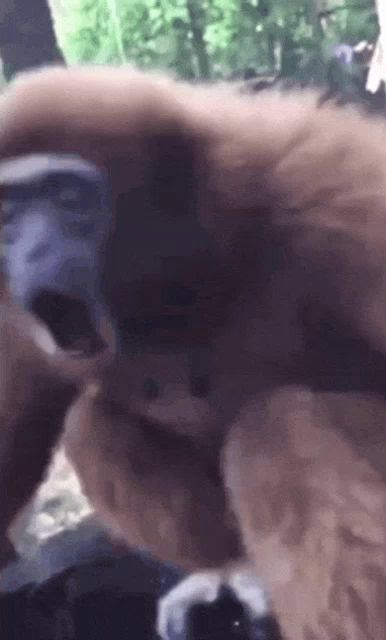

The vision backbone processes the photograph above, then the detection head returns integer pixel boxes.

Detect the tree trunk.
[186,0,211,79]
[0,0,65,82]
[309,0,326,48]
[367,0,386,95]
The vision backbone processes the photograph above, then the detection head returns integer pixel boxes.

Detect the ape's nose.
[28,288,106,356]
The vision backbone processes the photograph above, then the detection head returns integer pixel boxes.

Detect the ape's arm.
[0,303,81,566]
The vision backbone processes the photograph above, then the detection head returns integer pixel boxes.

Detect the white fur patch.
[228,567,269,618]
[157,570,221,639]
[31,325,58,356]
[157,564,269,640]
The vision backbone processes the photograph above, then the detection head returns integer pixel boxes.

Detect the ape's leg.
[222,386,386,640]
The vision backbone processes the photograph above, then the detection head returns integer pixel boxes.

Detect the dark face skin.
[0,154,112,356]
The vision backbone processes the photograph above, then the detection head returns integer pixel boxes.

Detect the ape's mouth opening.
[30,290,106,357]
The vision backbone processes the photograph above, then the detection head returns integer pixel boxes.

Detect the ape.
[0,65,385,640]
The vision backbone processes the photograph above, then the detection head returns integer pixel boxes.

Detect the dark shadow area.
[1,517,280,640]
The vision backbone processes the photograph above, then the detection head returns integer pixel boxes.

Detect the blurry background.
[0,0,385,109]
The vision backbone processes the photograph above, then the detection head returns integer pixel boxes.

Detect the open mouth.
[30,290,107,357]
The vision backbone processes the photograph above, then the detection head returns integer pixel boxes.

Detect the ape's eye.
[1,200,16,225]
[56,187,82,207]
[1,204,17,243]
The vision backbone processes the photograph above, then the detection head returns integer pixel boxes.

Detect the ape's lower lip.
[54,326,107,358]
[63,335,107,358]
[30,290,107,357]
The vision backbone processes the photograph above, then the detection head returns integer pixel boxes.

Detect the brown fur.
[0,65,386,638]
[0,294,76,565]
[0,294,109,570]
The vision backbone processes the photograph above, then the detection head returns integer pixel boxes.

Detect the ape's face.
[0,154,113,356]
[0,152,232,357]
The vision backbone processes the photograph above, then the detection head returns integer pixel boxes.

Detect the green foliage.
[57,0,378,84]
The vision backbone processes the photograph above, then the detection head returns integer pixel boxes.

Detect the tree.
[367,0,386,96]
[56,0,378,87]
[0,0,65,81]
